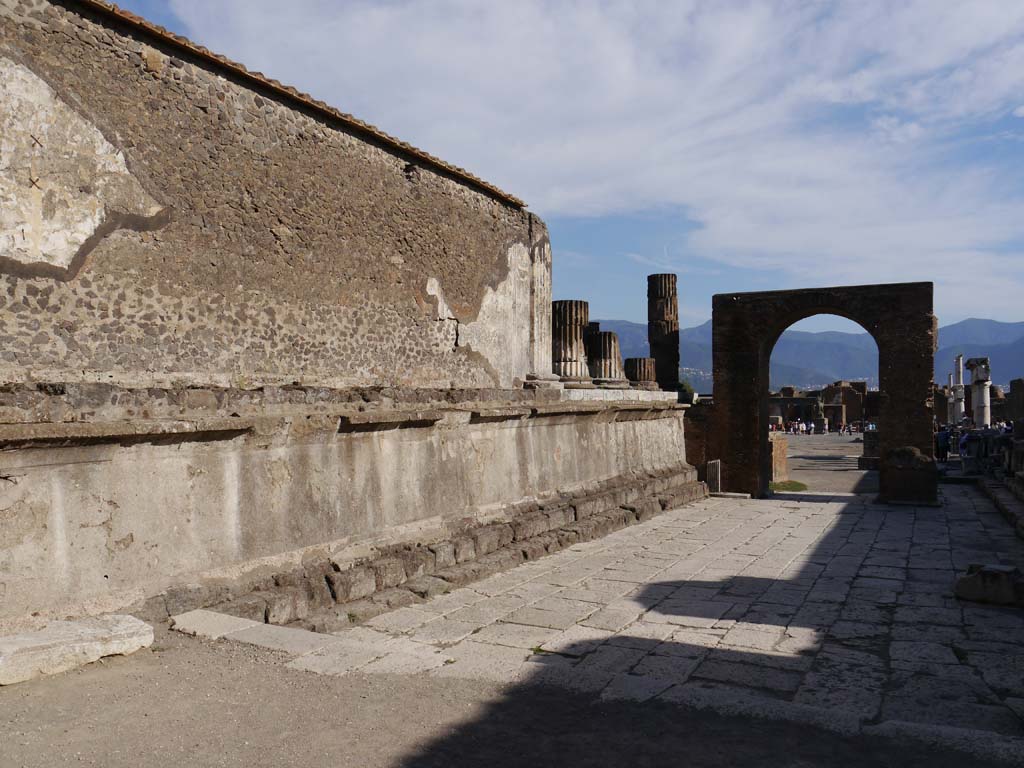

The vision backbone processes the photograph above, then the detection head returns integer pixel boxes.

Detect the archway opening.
[764,314,880,495]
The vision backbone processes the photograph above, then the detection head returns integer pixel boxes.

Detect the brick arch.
[710,282,937,503]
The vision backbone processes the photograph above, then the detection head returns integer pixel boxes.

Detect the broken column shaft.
[625,357,658,390]
[647,273,680,391]
[551,300,592,383]
[587,331,627,386]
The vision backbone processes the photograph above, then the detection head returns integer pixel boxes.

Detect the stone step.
[978,478,1024,542]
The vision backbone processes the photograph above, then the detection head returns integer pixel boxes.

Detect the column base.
[524,379,564,390]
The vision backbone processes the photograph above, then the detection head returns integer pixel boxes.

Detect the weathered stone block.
[437,561,491,587]
[266,587,311,625]
[574,496,609,519]
[162,582,231,617]
[555,528,580,547]
[373,559,407,590]
[396,547,435,580]
[214,594,267,622]
[404,575,450,599]
[544,507,574,529]
[520,539,548,560]
[453,536,476,564]
[954,564,1024,606]
[533,532,562,554]
[624,500,660,522]
[471,528,503,557]
[302,563,336,611]
[0,615,153,686]
[512,513,549,541]
[326,566,377,603]
[429,541,457,569]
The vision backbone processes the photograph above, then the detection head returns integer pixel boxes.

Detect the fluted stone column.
[524,219,562,389]
[966,357,992,427]
[551,300,593,385]
[946,374,955,425]
[588,331,628,387]
[625,357,658,390]
[647,274,680,391]
[952,354,966,423]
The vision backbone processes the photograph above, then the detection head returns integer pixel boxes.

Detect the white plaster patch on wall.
[425,277,455,322]
[424,243,532,387]
[0,56,163,274]
[457,243,532,387]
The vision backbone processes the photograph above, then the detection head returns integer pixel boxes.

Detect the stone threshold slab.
[0,614,153,685]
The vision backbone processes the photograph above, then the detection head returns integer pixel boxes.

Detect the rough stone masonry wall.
[0,0,549,390]
[0,1,704,630]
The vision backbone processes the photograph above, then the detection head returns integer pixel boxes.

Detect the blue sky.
[117,1,1024,332]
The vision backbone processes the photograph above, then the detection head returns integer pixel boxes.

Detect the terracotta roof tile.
[70,0,525,209]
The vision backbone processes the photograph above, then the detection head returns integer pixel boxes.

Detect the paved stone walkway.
[181,486,1024,759]
[787,434,879,493]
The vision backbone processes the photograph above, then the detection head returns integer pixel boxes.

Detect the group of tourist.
[770,421,861,435]
[933,420,1014,463]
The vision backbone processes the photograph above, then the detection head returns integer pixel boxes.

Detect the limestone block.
[473,523,512,555]
[373,559,407,590]
[327,566,377,602]
[395,547,435,580]
[512,513,550,541]
[225,624,341,657]
[453,536,476,564]
[170,609,258,640]
[428,541,457,569]
[954,565,1024,606]
[0,614,152,685]
[404,575,451,599]
[213,594,268,622]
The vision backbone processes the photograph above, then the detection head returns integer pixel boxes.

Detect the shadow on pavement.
[398,495,1024,767]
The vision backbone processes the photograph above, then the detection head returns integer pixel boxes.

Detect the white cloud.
[168,0,1024,321]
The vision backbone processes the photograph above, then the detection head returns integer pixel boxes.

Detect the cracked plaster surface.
[0,55,166,278]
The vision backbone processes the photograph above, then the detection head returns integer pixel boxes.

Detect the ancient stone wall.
[682,401,711,479]
[0,0,549,390]
[0,2,705,630]
[0,395,696,628]
[1010,380,1024,423]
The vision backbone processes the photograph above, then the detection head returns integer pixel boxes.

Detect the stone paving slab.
[187,486,1024,760]
[0,614,153,685]
[223,623,341,657]
[170,609,259,640]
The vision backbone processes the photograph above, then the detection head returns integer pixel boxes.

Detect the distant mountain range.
[595,317,1024,392]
